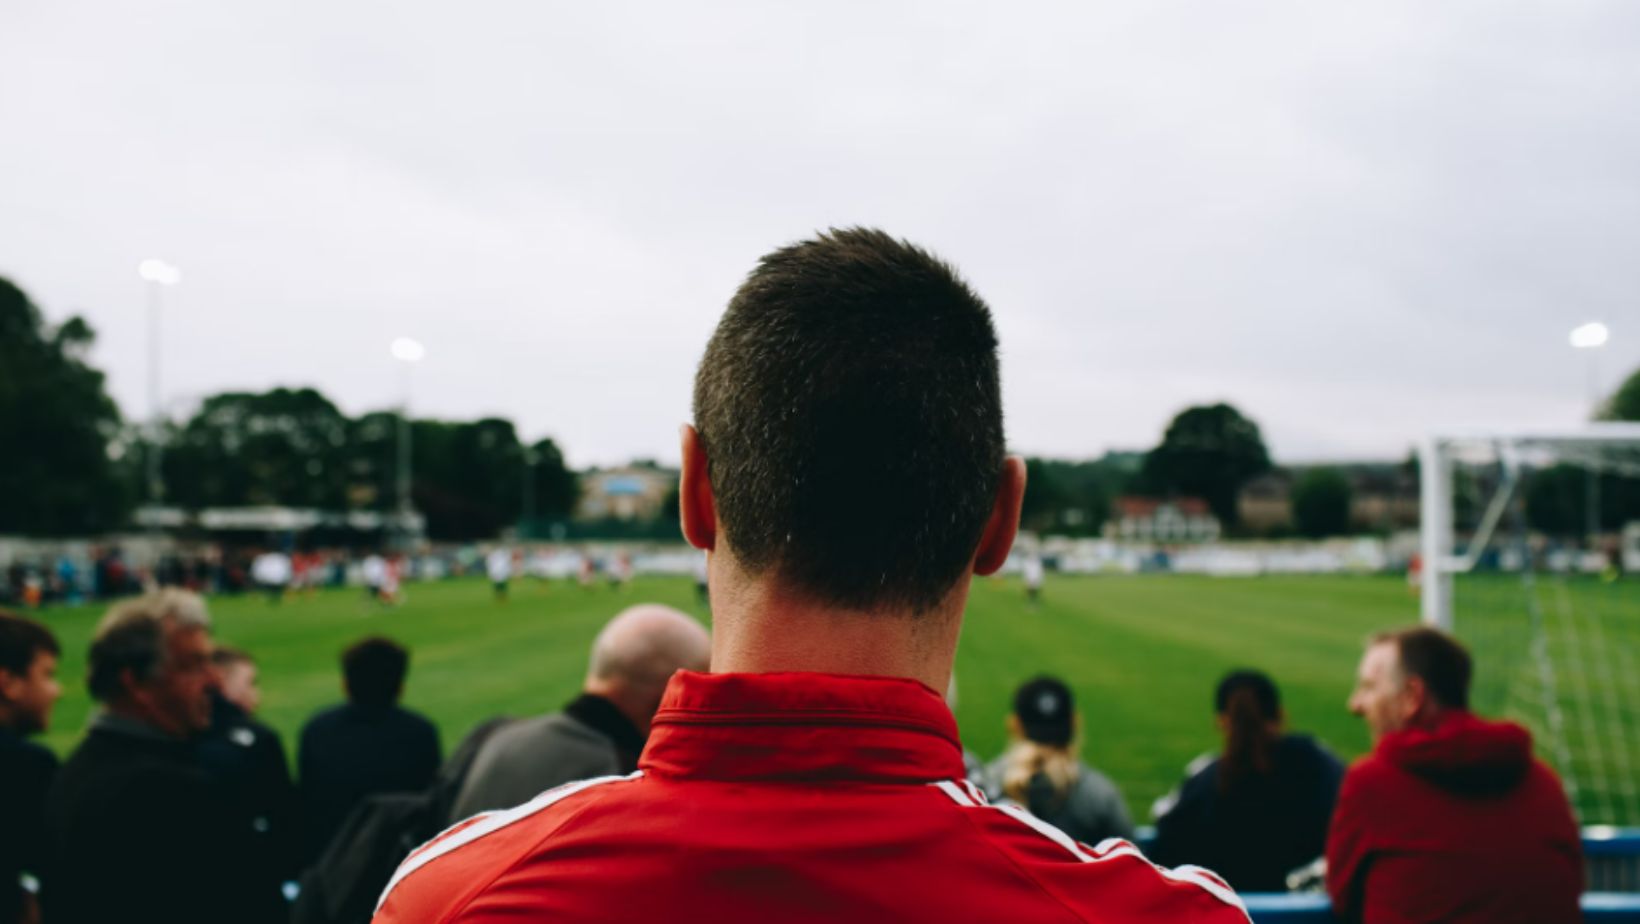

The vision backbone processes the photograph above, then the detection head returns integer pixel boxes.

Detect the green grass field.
[29,572,1640,825]
[33,573,1419,823]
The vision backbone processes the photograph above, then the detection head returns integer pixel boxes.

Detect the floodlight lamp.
[137,259,182,286]
[1569,322,1610,349]
[390,337,426,363]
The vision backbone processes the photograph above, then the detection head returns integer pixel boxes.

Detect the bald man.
[448,605,710,820]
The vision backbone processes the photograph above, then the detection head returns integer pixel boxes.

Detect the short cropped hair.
[693,228,1005,614]
[343,636,409,708]
[88,590,212,702]
[0,610,59,676]
[1373,626,1472,709]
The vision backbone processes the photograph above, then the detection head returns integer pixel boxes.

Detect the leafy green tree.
[1292,467,1353,538]
[1017,456,1125,535]
[1526,464,1640,536]
[526,437,579,523]
[344,410,402,510]
[406,418,522,541]
[0,278,130,534]
[163,388,352,509]
[1525,465,1583,537]
[410,418,583,541]
[1141,403,1272,529]
[1602,365,1640,421]
[1020,458,1070,533]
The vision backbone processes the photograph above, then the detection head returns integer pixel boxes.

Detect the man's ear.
[1401,675,1430,723]
[679,424,717,552]
[0,667,20,703]
[118,666,146,705]
[974,456,1026,576]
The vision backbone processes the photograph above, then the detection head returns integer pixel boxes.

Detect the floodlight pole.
[390,337,425,551]
[1584,348,1602,551]
[1571,322,1610,552]
[137,260,180,523]
[397,361,413,548]
[146,278,164,510]
[1420,436,1455,630]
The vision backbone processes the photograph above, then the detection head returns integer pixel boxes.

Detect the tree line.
[2,277,574,540]
[3,275,1638,541]
[1013,401,1640,540]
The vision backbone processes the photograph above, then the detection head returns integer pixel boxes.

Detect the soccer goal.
[1420,423,1640,826]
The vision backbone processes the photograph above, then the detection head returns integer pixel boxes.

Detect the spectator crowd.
[1,230,1588,923]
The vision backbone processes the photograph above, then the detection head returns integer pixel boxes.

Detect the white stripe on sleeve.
[930,779,1249,919]
[374,770,643,914]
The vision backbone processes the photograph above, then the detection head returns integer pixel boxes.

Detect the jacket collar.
[639,671,966,783]
[565,692,645,773]
[90,710,187,745]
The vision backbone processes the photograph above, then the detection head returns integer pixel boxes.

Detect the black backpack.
[291,716,513,924]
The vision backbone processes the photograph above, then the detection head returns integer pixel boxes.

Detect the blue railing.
[1241,892,1640,922]
[1131,826,1640,920]
[1586,827,1640,892]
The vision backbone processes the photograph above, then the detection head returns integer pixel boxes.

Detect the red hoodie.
[375,671,1249,923]
[1325,710,1582,923]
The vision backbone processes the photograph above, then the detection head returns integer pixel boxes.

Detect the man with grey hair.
[449,604,710,819]
[45,590,269,923]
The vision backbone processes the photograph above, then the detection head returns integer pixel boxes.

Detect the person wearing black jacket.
[299,636,441,861]
[1150,669,1344,892]
[197,646,298,922]
[0,612,61,924]
[45,590,261,924]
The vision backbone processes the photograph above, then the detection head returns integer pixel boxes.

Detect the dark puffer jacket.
[1150,734,1343,891]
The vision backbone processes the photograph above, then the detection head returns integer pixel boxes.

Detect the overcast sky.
[2,2,1637,468]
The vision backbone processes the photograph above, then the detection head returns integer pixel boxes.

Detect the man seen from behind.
[375,228,1247,922]
[301,636,441,861]
[450,604,709,819]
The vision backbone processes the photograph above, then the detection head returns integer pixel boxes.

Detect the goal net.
[1421,424,1640,827]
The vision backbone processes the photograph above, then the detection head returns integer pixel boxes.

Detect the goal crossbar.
[1420,422,1640,629]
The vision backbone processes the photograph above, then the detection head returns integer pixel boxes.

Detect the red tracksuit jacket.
[1325,710,1582,923]
[375,671,1249,922]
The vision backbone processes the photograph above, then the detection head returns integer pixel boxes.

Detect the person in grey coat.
[449,603,711,820]
[984,675,1134,846]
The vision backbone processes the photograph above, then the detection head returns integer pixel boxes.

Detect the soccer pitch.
[36,573,1419,822]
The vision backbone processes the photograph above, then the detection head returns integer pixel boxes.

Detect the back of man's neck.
[708,582,962,693]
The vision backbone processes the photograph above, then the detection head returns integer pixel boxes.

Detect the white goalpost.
[1420,423,1640,629]
[1419,422,1640,827]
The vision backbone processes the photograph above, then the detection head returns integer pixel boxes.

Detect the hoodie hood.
[1378,710,1533,795]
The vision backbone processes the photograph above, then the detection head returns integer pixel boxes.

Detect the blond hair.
[1000,739,1080,806]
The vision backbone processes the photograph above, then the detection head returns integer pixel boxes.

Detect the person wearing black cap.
[985,675,1133,846]
[1149,668,1344,892]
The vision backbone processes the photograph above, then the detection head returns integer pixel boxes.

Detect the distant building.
[1105,497,1221,543]
[1237,472,1295,532]
[574,465,677,522]
[1235,463,1420,536]
[1342,463,1420,531]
